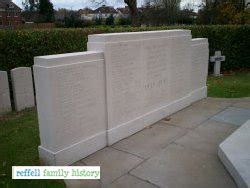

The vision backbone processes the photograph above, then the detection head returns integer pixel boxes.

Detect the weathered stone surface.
[211,107,250,126]
[34,52,107,165]
[241,97,250,102]
[0,71,11,115]
[81,147,143,186]
[218,120,250,188]
[232,101,250,109]
[175,120,237,155]
[192,97,235,107]
[64,161,102,188]
[65,179,101,188]
[11,67,35,111]
[109,174,157,188]
[131,144,236,188]
[112,122,187,158]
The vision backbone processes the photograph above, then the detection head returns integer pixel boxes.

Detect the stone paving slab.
[112,122,187,159]
[174,120,237,155]
[130,144,236,188]
[65,178,101,188]
[165,98,233,129]
[232,101,250,109]
[65,161,102,188]
[239,97,250,102]
[211,107,250,126]
[65,98,249,188]
[108,174,158,188]
[80,147,143,186]
[191,97,236,110]
[205,97,244,103]
[163,107,209,129]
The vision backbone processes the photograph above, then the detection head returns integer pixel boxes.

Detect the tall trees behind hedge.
[38,0,54,22]
[141,0,249,25]
[197,0,250,24]
[142,0,185,26]
[22,0,54,23]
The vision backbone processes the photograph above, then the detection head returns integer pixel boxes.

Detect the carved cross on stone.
[210,51,225,76]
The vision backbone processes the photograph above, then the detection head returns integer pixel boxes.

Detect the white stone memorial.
[0,71,12,115]
[88,30,209,145]
[190,38,209,103]
[210,51,225,76]
[11,67,35,111]
[34,52,107,165]
[34,30,209,165]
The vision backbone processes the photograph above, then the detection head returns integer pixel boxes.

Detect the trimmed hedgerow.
[0,25,249,72]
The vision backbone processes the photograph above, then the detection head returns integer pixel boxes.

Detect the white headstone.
[11,67,35,111]
[34,52,107,165]
[210,51,225,76]
[0,71,12,115]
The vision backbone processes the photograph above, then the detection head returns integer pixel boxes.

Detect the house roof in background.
[78,7,95,14]
[94,5,117,14]
[117,6,130,14]
[0,0,21,10]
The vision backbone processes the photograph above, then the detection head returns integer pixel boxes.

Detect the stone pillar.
[11,67,35,111]
[0,71,12,115]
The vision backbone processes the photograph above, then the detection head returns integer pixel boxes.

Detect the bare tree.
[92,0,138,26]
[162,0,181,24]
[124,0,138,25]
[142,0,181,25]
[22,0,39,11]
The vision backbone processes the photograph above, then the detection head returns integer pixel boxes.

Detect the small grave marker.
[210,51,225,76]
[0,71,12,115]
[11,67,35,111]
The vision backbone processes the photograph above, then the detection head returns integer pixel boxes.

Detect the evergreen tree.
[38,0,54,22]
[105,14,114,25]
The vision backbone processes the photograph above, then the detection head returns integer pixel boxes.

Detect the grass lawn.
[207,71,250,98]
[0,71,249,187]
[0,109,65,188]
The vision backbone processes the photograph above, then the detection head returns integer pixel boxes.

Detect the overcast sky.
[12,0,202,10]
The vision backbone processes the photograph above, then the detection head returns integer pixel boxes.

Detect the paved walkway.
[65,97,250,188]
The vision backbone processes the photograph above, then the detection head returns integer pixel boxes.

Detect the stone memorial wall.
[34,30,209,165]
[88,30,208,145]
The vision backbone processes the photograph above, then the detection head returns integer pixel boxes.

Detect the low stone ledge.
[218,120,250,188]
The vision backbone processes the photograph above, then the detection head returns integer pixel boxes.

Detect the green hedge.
[0,25,249,72]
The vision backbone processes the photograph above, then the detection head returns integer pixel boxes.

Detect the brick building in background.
[0,0,21,27]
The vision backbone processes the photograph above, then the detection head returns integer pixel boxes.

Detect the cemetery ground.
[207,71,250,98]
[0,71,250,187]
